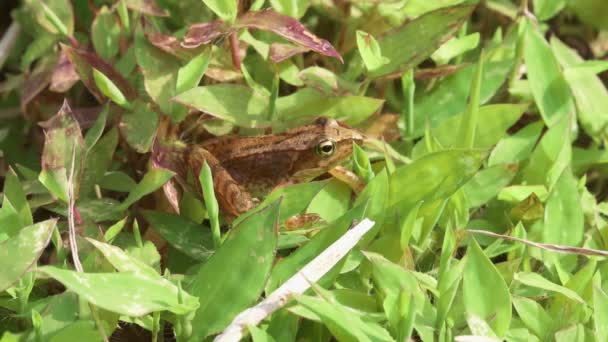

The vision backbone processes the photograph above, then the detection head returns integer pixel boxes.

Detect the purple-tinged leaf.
[142,20,205,60]
[62,44,136,103]
[182,20,228,48]
[20,57,54,117]
[269,42,310,63]
[123,0,169,16]
[50,51,79,93]
[235,9,342,62]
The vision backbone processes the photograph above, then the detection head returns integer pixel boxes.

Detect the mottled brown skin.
[188,117,363,218]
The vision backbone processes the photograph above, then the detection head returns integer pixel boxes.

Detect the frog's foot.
[329,166,365,193]
[284,213,324,230]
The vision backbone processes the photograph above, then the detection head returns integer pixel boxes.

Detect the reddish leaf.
[50,51,79,93]
[269,42,310,63]
[236,9,342,62]
[182,20,228,48]
[20,60,54,118]
[142,20,205,60]
[123,0,168,16]
[62,44,136,102]
[72,106,104,130]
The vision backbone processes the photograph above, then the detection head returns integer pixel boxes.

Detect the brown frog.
[187,117,364,219]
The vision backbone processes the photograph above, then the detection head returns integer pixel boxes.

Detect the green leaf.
[459,49,484,149]
[369,4,474,78]
[463,163,518,207]
[37,0,73,36]
[134,25,187,122]
[93,68,130,109]
[534,0,567,20]
[119,100,158,153]
[276,88,384,126]
[551,37,608,141]
[389,149,485,208]
[543,169,584,246]
[356,30,388,72]
[567,0,608,30]
[488,121,543,166]
[514,272,586,304]
[512,296,552,340]
[202,0,237,22]
[38,266,199,316]
[174,85,270,128]
[143,211,214,260]
[306,180,351,222]
[188,200,280,339]
[119,169,175,211]
[91,6,120,60]
[431,33,480,65]
[593,272,608,342]
[2,168,33,228]
[269,0,310,18]
[248,325,277,342]
[414,60,513,137]
[84,105,108,153]
[176,48,212,94]
[81,127,119,197]
[463,238,512,337]
[523,20,575,126]
[0,219,56,291]
[295,292,394,342]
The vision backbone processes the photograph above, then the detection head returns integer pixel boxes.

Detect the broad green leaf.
[176,48,212,94]
[523,115,571,187]
[38,266,199,316]
[593,272,608,342]
[276,88,384,126]
[389,149,485,208]
[514,272,586,304]
[551,37,608,141]
[534,0,567,20]
[91,6,120,60]
[356,30,388,72]
[0,219,56,291]
[463,238,512,337]
[202,0,237,22]
[567,0,608,30]
[119,169,175,211]
[48,320,102,342]
[543,169,584,246]
[143,211,214,261]
[414,104,528,156]
[134,25,187,122]
[251,180,327,224]
[174,85,270,128]
[269,0,310,18]
[463,163,518,207]
[99,171,137,193]
[489,121,543,166]
[431,33,480,65]
[188,200,280,339]
[460,50,484,149]
[414,60,513,137]
[266,203,367,292]
[119,100,158,153]
[248,325,277,342]
[354,169,389,245]
[365,252,424,305]
[512,296,552,340]
[306,180,351,222]
[497,185,549,203]
[30,0,74,36]
[548,259,596,329]
[554,324,586,342]
[369,4,474,77]
[2,168,33,228]
[523,21,575,126]
[80,128,118,197]
[86,238,160,278]
[294,294,394,342]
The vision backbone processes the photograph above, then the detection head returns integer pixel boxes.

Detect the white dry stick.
[0,22,20,70]
[215,218,376,342]
[67,140,83,272]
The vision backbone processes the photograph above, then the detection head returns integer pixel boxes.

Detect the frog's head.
[289,117,364,182]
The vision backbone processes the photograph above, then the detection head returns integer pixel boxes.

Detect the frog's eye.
[315,139,336,157]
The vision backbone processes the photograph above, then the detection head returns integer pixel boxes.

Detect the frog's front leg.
[188,146,258,218]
